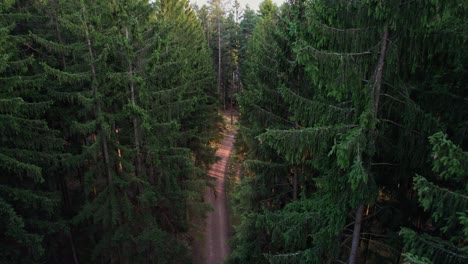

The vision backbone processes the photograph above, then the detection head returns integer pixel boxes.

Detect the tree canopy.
[229,0,467,263]
[0,0,218,262]
[1,0,466,263]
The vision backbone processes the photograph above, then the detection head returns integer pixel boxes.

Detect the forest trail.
[193,114,237,264]
[203,129,236,263]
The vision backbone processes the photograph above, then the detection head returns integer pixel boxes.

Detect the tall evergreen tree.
[210,0,225,108]
[0,1,64,262]
[231,0,467,263]
[229,2,300,262]
[1,0,218,262]
[238,5,259,71]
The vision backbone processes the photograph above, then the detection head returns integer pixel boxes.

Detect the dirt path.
[193,129,236,264]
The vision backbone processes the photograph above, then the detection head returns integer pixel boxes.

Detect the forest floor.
[192,110,238,264]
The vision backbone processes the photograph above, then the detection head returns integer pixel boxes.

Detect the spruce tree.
[238,6,259,70]
[231,0,467,263]
[1,0,219,262]
[30,0,197,261]
[229,1,302,262]
[0,1,64,262]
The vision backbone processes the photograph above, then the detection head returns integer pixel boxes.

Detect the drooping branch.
[299,45,373,57]
[319,23,376,32]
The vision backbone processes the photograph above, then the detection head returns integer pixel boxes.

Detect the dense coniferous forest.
[228,0,467,263]
[1,0,467,263]
[1,0,218,262]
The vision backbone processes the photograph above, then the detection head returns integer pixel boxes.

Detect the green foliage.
[231,0,467,263]
[0,2,64,262]
[413,175,467,223]
[401,227,468,264]
[1,0,218,262]
[259,0,278,18]
[402,252,432,264]
[260,125,355,164]
[402,133,468,263]
[429,132,467,180]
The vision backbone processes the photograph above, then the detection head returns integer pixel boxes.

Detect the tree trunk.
[126,26,142,178]
[231,70,235,124]
[60,174,72,213]
[81,0,113,185]
[230,96,233,124]
[373,24,389,115]
[293,166,298,200]
[362,205,373,264]
[78,167,85,195]
[217,18,223,109]
[350,22,390,264]
[68,230,79,264]
[349,203,365,264]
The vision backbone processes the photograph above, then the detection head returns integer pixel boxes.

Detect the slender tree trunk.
[293,166,298,200]
[68,230,79,264]
[396,250,402,264]
[349,23,389,264]
[101,135,113,185]
[349,203,365,264]
[372,24,389,115]
[81,0,113,185]
[362,205,373,264]
[125,26,142,178]
[231,71,234,124]
[78,167,85,195]
[60,175,72,212]
[217,18,223,109]
[230,97,233,124]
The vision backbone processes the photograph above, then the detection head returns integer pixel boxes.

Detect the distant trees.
[0,0,217,262]
[196,0,244,112]
[230,0,467,263]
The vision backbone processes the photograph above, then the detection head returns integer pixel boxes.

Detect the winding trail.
[194,129,236,264]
